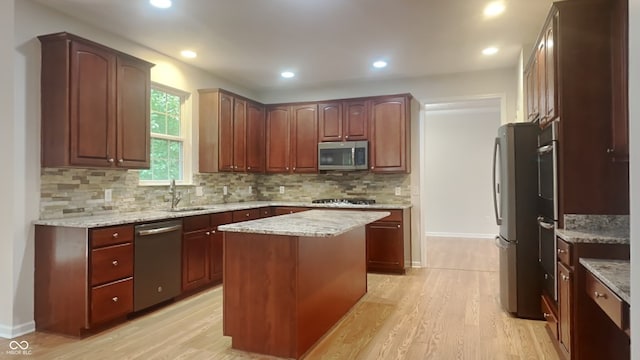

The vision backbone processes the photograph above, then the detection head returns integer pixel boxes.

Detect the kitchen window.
[139,84,192,185]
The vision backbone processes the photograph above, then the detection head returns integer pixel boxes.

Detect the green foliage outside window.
[139,88,184,181]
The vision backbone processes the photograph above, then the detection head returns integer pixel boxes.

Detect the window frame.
[138,83,193,186]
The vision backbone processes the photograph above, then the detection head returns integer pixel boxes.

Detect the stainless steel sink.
[166,206,207,212]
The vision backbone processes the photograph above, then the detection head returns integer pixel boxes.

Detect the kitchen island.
[218,209,390,359]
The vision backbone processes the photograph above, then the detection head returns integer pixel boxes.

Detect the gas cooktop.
[311,198,376,205]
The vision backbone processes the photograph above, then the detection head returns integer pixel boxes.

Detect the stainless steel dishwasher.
[134,220,182,311]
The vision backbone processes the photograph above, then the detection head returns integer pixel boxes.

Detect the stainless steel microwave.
[318,141,368,171]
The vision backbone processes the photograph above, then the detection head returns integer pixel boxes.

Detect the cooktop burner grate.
[311,198,376,205]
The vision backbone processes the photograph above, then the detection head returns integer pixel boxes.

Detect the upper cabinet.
[318,100,368,142]
[524,1,629,216]
[369,95,413,173]
[39,32,153,169]
[199,89,265,173]
[266,104,318,173]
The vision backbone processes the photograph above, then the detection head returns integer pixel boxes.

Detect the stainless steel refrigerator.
[492,123,541,319]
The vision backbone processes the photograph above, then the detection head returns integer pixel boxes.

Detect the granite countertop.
[556,214,630,245]
[218,209,390,237]
[34,201,410,228]
[556,228,630,245]
[579,258,630,304]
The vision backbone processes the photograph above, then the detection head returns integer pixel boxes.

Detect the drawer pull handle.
[594,292,607,299]
[112,232,119,239]
[557,249,566,254]
[112,260,119,266]
[112,296,119,302]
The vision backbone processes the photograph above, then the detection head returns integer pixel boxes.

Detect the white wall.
[629,1,638,359]
[423,106,501,238]
[1,0,256,339]
[0,0,17,338]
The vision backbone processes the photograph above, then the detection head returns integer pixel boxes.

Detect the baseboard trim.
[0,321,35,339]
[426,232,495,239]
[411,261,423,268]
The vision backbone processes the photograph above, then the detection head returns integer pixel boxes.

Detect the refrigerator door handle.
[495,235,510,249]
[492,137,502,225]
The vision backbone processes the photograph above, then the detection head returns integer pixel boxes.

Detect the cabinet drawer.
[91,225,134,248]
[210,212,233,226]
[257,207,273,218]
[232,209,261,222]
[541,295,558,340]
[90,277,133,326]
[371,209,403,222]
[183,215,210,232]
[585,270,627,330]
[273,207,309,216]
[557,238,572,266]
[91,243,134,286]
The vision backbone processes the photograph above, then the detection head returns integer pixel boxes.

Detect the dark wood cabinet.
[557,261,572,356]
[35,224,134,336]
[609,0,629,162]
[525,12,556,126]
[182,216,211,292]
[210,212,233,282]
[365,209,410,274]
[266,104,318,173]
[39,32,153,169]
[273,206,309,216]
[524,1,629,219]
[369,95,413,173]
[199,89,265,173]
[318,100,368,142]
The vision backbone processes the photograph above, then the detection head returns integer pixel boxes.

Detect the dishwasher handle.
[137,224,182,236]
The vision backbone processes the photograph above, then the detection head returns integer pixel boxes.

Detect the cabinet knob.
[112,296,119,303]
[557,249,566,254]
[345,135,349,139]
[543,312,550,319]
[211,230,216,234]
[205,231,210,235]
[246,213,250,217]
[112,232,119,239]
[248,166,251,170]
[397,224,401,229]
[561,274,570,281]
[371,166,374,170]
[594,291,607,299]
[118,159,124,164]
[108,158,115,163]
[112,260,119,266]
[286,167,289,170]
[606,148,614,154]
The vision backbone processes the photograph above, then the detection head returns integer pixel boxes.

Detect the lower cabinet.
[365,209,410,274]
[273,206,310,215]
[557,261,572,355]
[210,212,233,282]
[35,224,134,337]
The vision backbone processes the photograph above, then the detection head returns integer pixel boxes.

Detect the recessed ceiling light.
[150,0,172,9]
[281,71,295,78]
[482,47,499,55]
[180,50,197,59]
[373,60,388,69]
[484,1,505,17]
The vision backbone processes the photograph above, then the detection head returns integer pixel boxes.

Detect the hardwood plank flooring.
[1,236,560,359]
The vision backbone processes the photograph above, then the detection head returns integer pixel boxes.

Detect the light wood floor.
[2,237,560,359]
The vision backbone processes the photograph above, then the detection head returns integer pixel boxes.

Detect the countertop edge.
[556,228,630,245]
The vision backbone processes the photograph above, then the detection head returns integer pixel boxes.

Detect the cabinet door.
[610,0,629,161]
[246,102,265,172]
[210,212,233,282]
[525,66,536,122]
[366,221,403,272]
[266,106,291,173]
[369,96,408,173]
[536,38,547,124]
[544,17,557,123]
[69,40,117,167]
[291,104,318,173]
[343,100,368,141]
[318,102,342,142]
[558,261,572,356]
[116,55,151,169]
[182,231,210,291]
[218,92,235,172]
[233,98,247,171]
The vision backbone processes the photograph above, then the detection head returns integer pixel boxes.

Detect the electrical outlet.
[104,189,112,203]
[195,186,203,196]
[248,186,252,194]
[223,186,228,195]
[279,186,285,194]
[394,187,402,196]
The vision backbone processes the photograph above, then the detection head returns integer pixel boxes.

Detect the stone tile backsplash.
[40,168,410,219]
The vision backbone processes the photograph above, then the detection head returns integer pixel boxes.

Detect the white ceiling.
[32,0,553,92]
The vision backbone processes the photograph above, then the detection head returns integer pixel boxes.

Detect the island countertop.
[218,209,390,237]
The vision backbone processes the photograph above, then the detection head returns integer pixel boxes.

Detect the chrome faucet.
[169,179,182,210]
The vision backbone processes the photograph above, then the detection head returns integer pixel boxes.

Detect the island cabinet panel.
[35,224,134,337]
[223,227,367,359]
[38,32,152,169]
